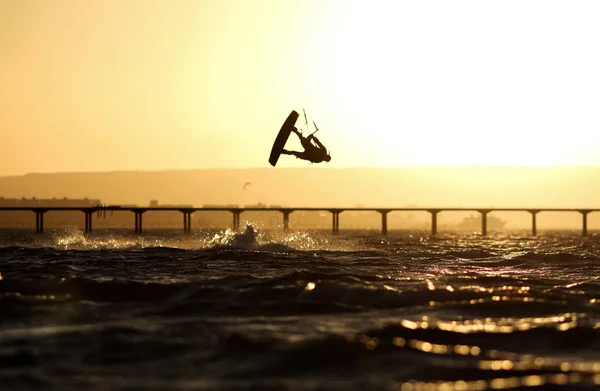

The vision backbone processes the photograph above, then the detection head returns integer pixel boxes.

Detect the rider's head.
[324,154,331,162]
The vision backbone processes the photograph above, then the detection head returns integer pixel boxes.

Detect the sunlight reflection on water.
[1,229,599,389]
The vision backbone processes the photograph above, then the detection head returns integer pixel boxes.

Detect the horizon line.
[3,164,600,177]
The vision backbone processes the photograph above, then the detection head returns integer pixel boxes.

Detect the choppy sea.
[1,227,599,391]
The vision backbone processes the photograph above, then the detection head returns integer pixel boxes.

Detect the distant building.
[0,196,101,207]
[0,197,102,228]
[149,200,193,208]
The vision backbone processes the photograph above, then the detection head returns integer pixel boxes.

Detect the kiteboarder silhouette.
[269,109,331,166]
[281,129,331,164]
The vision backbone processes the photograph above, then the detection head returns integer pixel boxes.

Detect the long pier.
[0,206,597,236]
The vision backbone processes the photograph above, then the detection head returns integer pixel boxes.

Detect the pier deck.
[0,206,597,236]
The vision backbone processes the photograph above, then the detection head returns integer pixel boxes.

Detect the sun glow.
[1,1,600,174]
[290,1,600,167]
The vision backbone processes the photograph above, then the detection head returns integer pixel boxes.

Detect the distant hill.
[1,166,600,209]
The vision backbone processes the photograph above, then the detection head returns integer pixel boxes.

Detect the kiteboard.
[269,110,299,167]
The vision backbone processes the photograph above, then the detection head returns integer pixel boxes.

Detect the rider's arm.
[311,136,325,149]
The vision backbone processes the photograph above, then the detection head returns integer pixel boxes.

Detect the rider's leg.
[291,127,302,137]
[282,150,304,159]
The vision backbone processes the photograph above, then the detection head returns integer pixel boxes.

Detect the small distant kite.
[243,182,252,190]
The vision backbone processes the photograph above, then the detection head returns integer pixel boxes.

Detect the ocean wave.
[2,231,600,390]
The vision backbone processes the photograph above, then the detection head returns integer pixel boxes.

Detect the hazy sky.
[1,0,600,176]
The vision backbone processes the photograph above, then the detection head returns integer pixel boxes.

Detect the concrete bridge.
[0,206,597,236]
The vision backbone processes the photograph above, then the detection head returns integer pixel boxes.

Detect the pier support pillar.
[84,211,93,234]
[528,210,539,236]
[282,210,291,232]
[379,210,389,235]
[181,211,192,233]
[580,210,590,236]
[479,210,490,236]
[34,210,46,234]
[330,210,341,234]
[232,211,241,231]
[134,211,146,234]
[429,210,439,236]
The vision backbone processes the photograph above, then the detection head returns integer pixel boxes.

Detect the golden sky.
[1,0,600,176]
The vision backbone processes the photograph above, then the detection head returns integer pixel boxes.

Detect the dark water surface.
[1,228,599,390]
